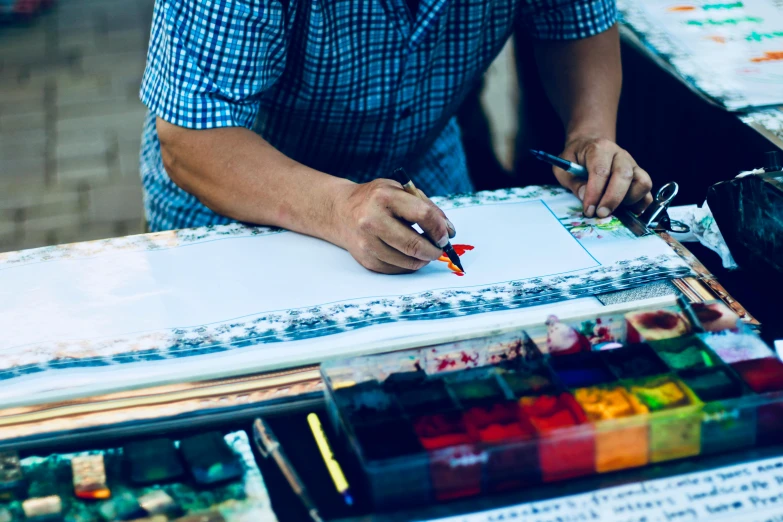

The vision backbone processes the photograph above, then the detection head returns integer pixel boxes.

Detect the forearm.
[532,24,622,140]
[156,118,351,244]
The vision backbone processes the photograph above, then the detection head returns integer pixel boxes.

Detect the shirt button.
[400,107,412,119]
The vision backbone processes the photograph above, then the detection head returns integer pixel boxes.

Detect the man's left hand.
[553,136,654,218]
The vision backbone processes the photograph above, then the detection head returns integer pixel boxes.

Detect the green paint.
[703,1,743,10]
[450,378,503,402]
[745,31,783,42]
[657,345,712,370]
[635,390,667,411]
[687,16,763,26]
[651,337,719,371]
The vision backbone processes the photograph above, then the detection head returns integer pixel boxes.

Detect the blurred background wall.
[0,0,152,253]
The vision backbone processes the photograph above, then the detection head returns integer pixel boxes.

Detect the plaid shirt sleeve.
[518,0,617,40]
[140,0,288,130]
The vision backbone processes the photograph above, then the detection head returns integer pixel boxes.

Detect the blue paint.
[550,353,615,388]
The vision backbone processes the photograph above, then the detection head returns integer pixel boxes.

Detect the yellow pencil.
[307,413,353,505]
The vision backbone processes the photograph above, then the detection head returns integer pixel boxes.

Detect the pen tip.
[447,249,465,273]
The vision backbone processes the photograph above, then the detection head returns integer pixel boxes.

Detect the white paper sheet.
[429,454,783,522]
[0,187,691,407]
[620,0,783,110]
[3,200,596,350]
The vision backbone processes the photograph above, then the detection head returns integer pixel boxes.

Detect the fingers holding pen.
[335,179,452,274]
[556,137,654,218]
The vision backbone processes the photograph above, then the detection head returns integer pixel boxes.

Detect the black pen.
[391,168,464,273]
[530,149,588,178]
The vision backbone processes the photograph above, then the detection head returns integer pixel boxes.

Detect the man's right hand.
[156,120,454,275]
[330,179,456,274]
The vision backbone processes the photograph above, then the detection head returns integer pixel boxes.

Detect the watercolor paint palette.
[321,300,783,509]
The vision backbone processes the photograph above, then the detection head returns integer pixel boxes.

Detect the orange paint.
[75,488,111,500]
[707,35,727,43]
[668,5,697,11]
[438,244,474,275]
[750,51,783,62]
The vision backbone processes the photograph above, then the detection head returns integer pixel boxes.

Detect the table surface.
[618,23,783,154]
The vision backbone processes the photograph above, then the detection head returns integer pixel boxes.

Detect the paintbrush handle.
[390,168,464,272]
[399,179,424,200]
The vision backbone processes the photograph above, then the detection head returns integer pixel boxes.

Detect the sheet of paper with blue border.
[0,187,692,407]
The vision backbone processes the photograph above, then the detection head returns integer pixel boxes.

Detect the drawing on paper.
[438,244,474,276]
[557,206,635,241]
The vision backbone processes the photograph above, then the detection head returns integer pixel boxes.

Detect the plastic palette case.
[320,300,783,510]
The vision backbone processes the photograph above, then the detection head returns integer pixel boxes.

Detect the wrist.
[319,175,355,249]
[565,122,616,145]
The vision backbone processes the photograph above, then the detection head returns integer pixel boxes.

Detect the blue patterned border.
[0,254,691,381]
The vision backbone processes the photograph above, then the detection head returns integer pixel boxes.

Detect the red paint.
[519,393,594,482]
[595,326,612,341]
[436,359,456,371]
[732,357,783,393]
[695,306,722,322]
[626,310,689,343]
[463,402,535,443]
[463,402,540,491]
[637,311,682,330]
[413,411,473,450]
[429,446,483,501]
[450,244,474,256]
[460,351,479,365]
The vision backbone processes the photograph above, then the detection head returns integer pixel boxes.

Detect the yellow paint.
[628,376,703,463]
[574,386,649,473]
[307,413,350,494]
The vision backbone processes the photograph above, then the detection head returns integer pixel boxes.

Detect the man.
[140,0,653,274]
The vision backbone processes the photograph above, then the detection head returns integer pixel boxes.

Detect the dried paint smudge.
[751,51,783,63]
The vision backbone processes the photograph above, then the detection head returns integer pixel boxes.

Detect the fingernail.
[446,219,456,238]
[585,205,596,217]
[596,207,610,218]
[577,186,586,201]
[437,234,450,248]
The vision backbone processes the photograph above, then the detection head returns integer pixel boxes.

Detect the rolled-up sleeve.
[518,0,617,40]
[140,0,288,130]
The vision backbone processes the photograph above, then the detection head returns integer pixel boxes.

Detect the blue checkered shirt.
[140,0,616,231]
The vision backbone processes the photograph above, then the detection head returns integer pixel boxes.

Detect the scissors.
[637,182,691,234]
